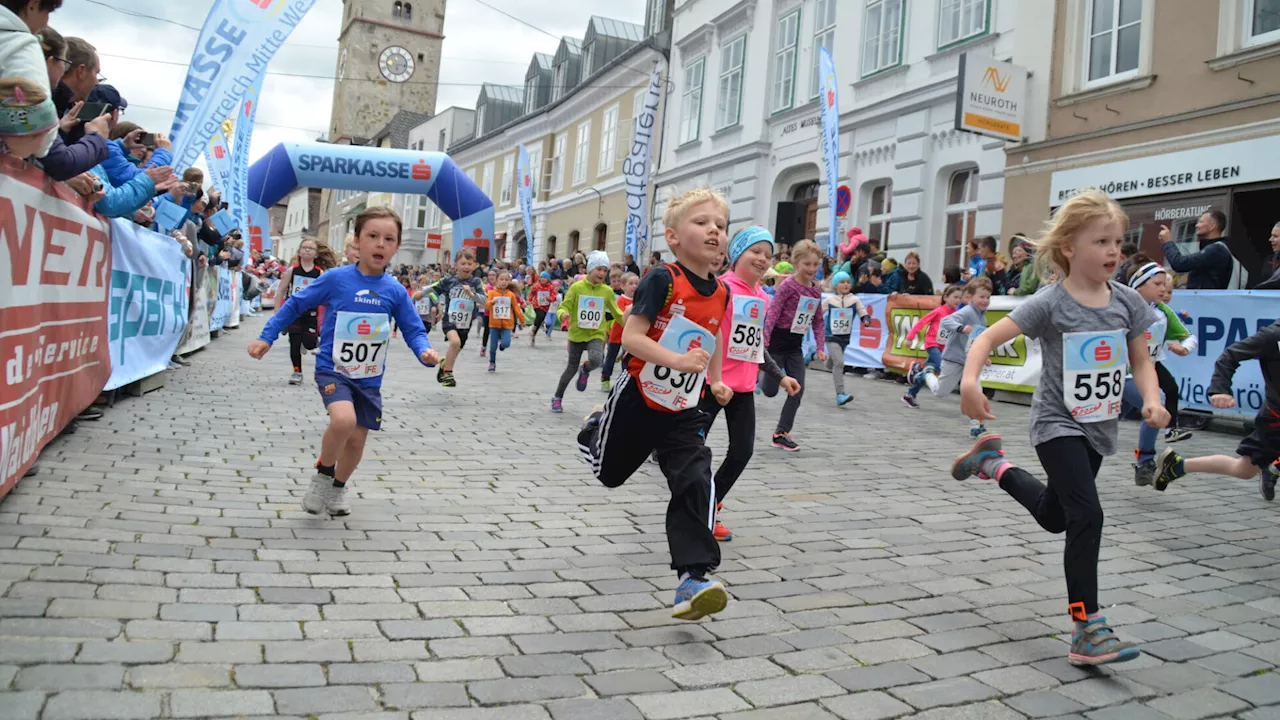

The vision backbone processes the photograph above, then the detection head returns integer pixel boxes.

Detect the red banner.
[0,157,112,498]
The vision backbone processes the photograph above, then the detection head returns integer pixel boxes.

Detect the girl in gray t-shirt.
[946,190,1169,668]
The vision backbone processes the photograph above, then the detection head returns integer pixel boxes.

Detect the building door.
[792,182,820,241]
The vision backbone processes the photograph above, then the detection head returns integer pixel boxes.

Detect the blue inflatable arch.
[246,142,494,258]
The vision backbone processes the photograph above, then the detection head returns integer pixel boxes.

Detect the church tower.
[329,0,447,142]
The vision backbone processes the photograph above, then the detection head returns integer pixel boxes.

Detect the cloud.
[49,0,645,169]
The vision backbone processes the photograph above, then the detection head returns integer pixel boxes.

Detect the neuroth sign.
[955,54,1027,142]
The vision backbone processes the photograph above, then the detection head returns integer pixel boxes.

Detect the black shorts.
[315,371,383,431]
[1238,406,1280,470]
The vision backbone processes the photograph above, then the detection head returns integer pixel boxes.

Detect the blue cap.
[86,84,127,111]
[540,271,550,280]
[831,272,853,287]
[728,226,775,268]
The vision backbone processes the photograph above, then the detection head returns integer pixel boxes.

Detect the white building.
[656,0,1054,275]
[398,107,476,266]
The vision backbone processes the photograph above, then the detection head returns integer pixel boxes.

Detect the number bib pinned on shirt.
[790,296,819,334]
[727,296,765,363]
[291,275,314,296]
[829,307,854,335]
[447,298,474,327]
[577,296,604,329]
[1064,330,1127,424]
[334,311,390,379]
[414,297,432,316]
[492,296,512,321]
[536,291,550,307]
[936,325,954,345]
[1144,312,1168,363]
[639,314,716,411]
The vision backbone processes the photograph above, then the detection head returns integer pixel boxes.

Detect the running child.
[485,271,524,372]
[551,251,623,413]
[910,277,994,436]
[431,250,485,387]
[529,271,559,347]
[1153,320,1280,499]
[479,268,498,358]
[577,187,733,620]
[1121,259,1194,486]
[277,237,337,385]
[600,272,638,392]
[703,226,799,541]
[412,278,441,336]
[249,207,439,516]
[761,239,827,451]
[822,271,869,407]
[902,284,964,408]
[951,190,1168,666]
[1157,273,1196,443]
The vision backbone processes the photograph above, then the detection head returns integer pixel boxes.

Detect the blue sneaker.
[951,433,1003,482]
[836,393,853,406]
[575,362,590,392]
[906,361,923,386]
[969,424,987,439]
[672,576,728,621]
[1069,617,1140,666]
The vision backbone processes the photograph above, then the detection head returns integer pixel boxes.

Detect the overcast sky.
[51,0,645,169]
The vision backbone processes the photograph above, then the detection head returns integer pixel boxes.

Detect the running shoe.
[1068,617,1141,666]
[436,366,445,383]
[1153,447,1184,492]
[301,474,331,515]
[439,371,457,388]
[289,371,302,385]
[771,433,799,452]
[969,424,987,439]
[906,361,923,386]
[478,347,485,358]
[901,393,920,409]
[575,362,590,392]
[601,378,612,392]
[488,363,496,373]
[713,503,732,542]
[951,433,1003,482]
[551,397,563,413]
[1260,463,1277,502]
[1164,428,1192,443]
[836,393,853,406]
[671,576,729,621]
[327,482,351,516]
[1133,460,1156,487]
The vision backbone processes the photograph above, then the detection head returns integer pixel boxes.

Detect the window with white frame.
[475,104,486,139]
[943,169,979,270]
[500,154,513,206]
[428,202,441,230]
[867,182,892,251]
[715,36,746,130]
[863,0,904,76]
[938,0,987,47]
[679,57,705,144]
[524,78,537,114]
[573,119,591,185]
[527,146,542,195]
[599,104,618,175]
[414,196,429,229]
[551,133,567,191]
[772,10,800,112]
[1248,0,1280,45]
[1085,0,1142,84]
[582,42,595,76]
[553,63,567,101]
[810,0,837,99]
[481,162,494,199]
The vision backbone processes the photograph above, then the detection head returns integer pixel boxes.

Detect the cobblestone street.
[3,316,1280,720]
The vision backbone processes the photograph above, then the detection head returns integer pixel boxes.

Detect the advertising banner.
[623,60,663,259]
[806,294,891,369]
[229,65,266,230]
[0,158,112,498]
[955,54,1027,142]
[177,261,212,355]
[818,47,841,257]
[205,122,234,201]
[105,220,190,391]
[1165,291,1276,417]
[211,267,232,332]
[516,143,535,267]
[226,271,242,329]
[168,0,318,172]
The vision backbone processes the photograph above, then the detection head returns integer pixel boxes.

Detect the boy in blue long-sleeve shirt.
[250,207,439,516]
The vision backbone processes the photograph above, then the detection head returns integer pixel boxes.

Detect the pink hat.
[839,227,868,257]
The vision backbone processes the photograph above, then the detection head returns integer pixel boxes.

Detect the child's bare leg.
[444,330,462,371]
[1185,454,1259,480]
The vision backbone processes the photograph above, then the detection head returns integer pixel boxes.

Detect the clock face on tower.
[379,46,415,83]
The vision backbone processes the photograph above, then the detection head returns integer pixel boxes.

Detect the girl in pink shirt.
[902,284,964,407]
[700,227,797,541]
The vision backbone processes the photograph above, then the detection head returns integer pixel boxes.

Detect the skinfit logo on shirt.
[354,289,383,307]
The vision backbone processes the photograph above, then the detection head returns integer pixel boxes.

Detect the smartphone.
[140,133,156,147]
[74,102,110,121]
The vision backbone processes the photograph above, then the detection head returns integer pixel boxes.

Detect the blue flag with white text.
[819,47,841,257]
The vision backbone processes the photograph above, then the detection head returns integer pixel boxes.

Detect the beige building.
[1004,0,1280,285]
[440,14,669,266]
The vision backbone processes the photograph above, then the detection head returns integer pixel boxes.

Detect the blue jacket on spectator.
[38,133,110,182]
[89,163,155,218]
[99,141,171,187]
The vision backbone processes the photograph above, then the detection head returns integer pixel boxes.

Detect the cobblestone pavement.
[2,315,1279,720]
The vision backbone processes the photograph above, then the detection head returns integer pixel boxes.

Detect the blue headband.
[0,95,57,137]
[1129,262,1162,289]
[728,226,775,268]
[831,272,853,287]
